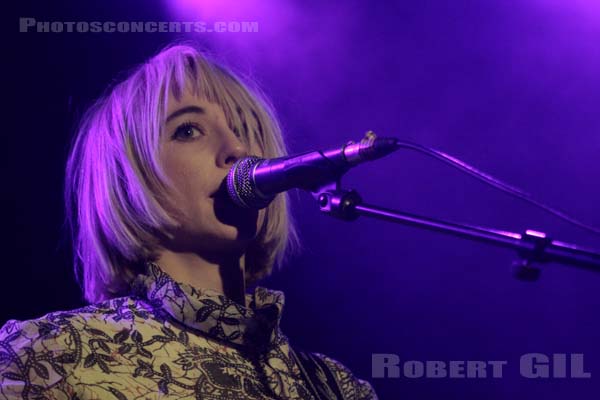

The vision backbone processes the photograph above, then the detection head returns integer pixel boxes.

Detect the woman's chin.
[217,222,258,245]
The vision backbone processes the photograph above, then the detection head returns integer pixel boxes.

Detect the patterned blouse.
[0,262,377,399]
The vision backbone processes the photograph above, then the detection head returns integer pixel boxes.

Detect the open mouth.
[211,177,259,236]
[210,178,229,201]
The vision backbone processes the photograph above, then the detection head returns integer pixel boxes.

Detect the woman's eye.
[172,122,204,141]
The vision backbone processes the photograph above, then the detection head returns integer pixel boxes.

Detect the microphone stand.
[312,180,600,280]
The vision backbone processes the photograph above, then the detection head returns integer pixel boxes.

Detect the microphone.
[226,131,400,209]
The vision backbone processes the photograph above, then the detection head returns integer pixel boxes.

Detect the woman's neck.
[153,249,248,306]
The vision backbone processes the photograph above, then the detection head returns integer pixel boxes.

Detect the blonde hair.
[65,42,299,303]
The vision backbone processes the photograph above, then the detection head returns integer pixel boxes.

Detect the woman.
[0,43,377,399]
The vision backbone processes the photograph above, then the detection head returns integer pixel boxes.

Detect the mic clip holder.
[312,180,362,222]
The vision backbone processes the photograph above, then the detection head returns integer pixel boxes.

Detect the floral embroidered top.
[0,262,377,399]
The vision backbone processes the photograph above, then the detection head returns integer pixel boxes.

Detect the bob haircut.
[65,42,299,304]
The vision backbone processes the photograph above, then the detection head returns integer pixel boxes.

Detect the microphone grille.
[226,156,274,209]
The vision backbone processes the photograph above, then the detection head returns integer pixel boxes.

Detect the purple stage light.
[165,0,277,23]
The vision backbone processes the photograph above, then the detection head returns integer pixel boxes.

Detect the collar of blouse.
[131,261,286,352]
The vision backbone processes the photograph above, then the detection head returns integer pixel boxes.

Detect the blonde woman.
[0,43,377,399]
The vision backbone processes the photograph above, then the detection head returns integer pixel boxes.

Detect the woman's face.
[159,89,264,257]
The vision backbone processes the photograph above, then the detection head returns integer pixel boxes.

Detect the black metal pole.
[355,203,600,271]
[314,187,600,273]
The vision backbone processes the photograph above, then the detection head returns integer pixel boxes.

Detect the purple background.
[4,0,600,398]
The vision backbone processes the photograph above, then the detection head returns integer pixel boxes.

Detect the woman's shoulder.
[0,296,156,397]
[0,295,159,348]
[1,295,153,338]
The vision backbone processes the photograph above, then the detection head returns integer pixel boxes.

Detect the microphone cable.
[392,139,600,236]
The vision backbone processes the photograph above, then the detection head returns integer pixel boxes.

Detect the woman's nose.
[217,129,248,168]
